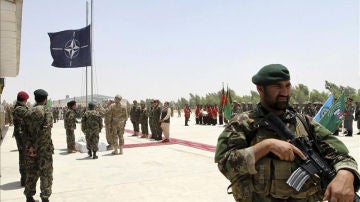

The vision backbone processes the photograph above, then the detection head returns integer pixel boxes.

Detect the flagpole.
[85,1,89,105]
[91,0,94,102]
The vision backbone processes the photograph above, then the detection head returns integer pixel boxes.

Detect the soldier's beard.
[263,92,289,111]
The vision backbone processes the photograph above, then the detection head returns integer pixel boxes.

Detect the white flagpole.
[85,1,89,105]
[91,0,94,102]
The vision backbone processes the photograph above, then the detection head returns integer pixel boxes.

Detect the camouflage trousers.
[112,124,125,147]
[140,121,148,136]
[150,120,162,140]
[85,132,100,152]
[24,154,53,200]
[105,124,112,146]
[14,135,26,179]
[66,129,76,150]
[131,120,140,132]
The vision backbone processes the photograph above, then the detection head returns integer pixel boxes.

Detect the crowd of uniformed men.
[5,88,360,202]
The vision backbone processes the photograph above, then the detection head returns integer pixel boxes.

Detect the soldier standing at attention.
[139,101,149,138]
[130,100,141,137]
[64,101,77,153]
[152,100,162,141]
[12,91,30,186]
[344,98,355,136]
[108,95,128,155]
[81,102,103,159]
[104,100,114,150]
[23,89,54,202]
[148,100,155,140]
[215,64,360,201]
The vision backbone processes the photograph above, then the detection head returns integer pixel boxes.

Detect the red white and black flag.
[48,25,91,68]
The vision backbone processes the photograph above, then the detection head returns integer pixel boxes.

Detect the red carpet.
[124,129,216,152]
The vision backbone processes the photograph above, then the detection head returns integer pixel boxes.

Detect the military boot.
[26,196,35,202]
[119,147,123,155]
[88,150,92,157]
[93,151,98,159]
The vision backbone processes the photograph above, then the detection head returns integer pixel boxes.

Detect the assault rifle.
[264,112,360,201]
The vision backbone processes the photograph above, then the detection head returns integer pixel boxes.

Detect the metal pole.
[85,1,89,105]
[91,0,94,102]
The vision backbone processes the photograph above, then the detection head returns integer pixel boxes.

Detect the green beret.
[252,64,290,85]
[88,102,96,108]
[34,89,48,102]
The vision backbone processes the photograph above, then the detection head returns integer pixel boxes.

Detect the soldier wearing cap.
[344,98,355,136]
[215,64,360,201]
[129,100,141,137]
[108,95,128,155]
[151,99,162,140]
[64,100,77,153]
[81,102,103,159]
[23,89,54,202]
[139,101,149,138]
[12,91,30,186]
[104,100,114,150]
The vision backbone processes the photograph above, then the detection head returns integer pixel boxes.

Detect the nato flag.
[48,25,91,68]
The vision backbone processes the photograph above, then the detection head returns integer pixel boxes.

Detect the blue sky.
[2,0,359,103]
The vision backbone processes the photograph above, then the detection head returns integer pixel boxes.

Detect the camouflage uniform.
[109,102,128,154]
[64,109,77,152]
[81,109,103,158]
[215,104,360,202]
[152,105,162,140]
[23,104,54,201]
[104,107,113,147]
[148,105,154,139]
[12,101,29,185]
[139,104,149,138]
[129,103,141,136]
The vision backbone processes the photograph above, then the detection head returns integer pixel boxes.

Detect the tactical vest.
[231,115,322,202]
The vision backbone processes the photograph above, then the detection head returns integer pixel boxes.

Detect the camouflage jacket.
[12,101,28,139]
[215,103,360,201]
[109,102,128,127]
[64,109,77,129]
[23,104,54,156]
[130,106,141,122]
[139,108,149,123]
[81,110,103,134]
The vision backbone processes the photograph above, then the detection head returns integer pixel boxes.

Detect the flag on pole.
[313,94,334,122]
[319,94,346,133]
[48,25,91,68]
[220,84,226,108]
[223,86,232,120]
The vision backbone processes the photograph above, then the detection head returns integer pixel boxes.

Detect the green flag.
[319,94,346,132]
[223,86,232,120]
[46,99,52,107]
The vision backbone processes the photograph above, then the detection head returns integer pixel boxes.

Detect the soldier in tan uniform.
[104,100,114,150]
[215,64,360,202]
[108,95,128,155]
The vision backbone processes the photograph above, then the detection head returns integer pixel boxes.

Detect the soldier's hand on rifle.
[323,169,355,202]
[254,139,306,162]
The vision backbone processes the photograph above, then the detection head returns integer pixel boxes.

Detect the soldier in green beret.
[81,102,103,159]
[23,89,53,202]
[215,64,360,201]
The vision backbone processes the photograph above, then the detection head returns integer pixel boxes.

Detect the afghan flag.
[223,86,232,120]
[319,94,346,133]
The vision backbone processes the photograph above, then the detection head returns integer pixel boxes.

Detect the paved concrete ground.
[1,114,360,202]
